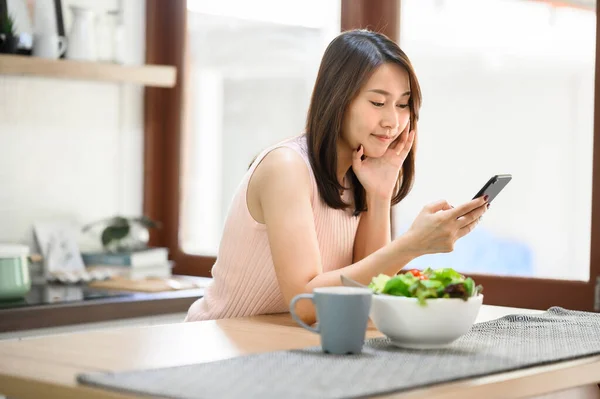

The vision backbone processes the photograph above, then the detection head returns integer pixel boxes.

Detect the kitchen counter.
[0,278,208,333]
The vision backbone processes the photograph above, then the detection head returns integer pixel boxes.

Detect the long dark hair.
[305,29,422,216]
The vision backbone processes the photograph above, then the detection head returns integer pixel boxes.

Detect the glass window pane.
[181,0,341,256]
[394,0,595,281]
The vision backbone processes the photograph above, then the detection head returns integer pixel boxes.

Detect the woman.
[185,29,488,325]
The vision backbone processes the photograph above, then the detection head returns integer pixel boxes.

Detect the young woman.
[185,29,488,325]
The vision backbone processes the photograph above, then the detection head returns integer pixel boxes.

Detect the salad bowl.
[367,268,484,349]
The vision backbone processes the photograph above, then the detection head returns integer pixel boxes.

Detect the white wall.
[0,0,145,251]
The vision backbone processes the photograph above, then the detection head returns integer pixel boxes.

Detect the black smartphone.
[473,174,512,203]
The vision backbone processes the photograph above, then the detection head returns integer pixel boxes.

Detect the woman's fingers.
[457,215,480,239]
[352,144,364,171]
[399,130,415,156]
[426,199,454,213]
[449,196,487,221]
[456,202,487,230]
[391,129,415,157]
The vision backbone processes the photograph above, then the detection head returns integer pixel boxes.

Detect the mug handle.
[289,293,319,334]
[58,37,68,56]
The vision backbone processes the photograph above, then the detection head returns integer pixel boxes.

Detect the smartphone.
[473,174,512,203]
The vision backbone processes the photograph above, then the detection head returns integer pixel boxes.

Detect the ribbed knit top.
[185,135,360,321]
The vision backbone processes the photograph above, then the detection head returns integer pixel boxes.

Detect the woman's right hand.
[406,197,489,255]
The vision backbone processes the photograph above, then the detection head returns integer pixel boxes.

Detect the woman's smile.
[372,134,395,143]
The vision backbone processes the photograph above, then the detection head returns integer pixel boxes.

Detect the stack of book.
[81,247,172,280]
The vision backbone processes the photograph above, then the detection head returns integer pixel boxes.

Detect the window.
[179,0,341,256]
[395,0,596,281]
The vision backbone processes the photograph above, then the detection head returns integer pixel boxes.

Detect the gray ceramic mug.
[289,286,373,355]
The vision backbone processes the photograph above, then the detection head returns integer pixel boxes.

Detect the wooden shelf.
[0,54,177,88]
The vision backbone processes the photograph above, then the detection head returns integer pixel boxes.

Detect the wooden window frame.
[144,0,600,311]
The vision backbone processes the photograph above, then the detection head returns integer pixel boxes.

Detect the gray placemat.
[78,307,600,399]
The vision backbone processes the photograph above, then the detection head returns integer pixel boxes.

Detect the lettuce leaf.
[368,273,391,293]
[464,277,475,296]
[427,268,464,286]
[412,279,444,305]
[381,274,414,296]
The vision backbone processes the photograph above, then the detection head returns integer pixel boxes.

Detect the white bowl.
[370,294,483,349]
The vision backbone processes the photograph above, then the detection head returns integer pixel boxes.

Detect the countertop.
[0,278,208,333]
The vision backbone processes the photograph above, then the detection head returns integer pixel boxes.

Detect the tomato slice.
[408,269,422,277]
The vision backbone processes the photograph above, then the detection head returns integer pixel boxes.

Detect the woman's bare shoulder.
[247,147,313,224]
[253,146,311,190]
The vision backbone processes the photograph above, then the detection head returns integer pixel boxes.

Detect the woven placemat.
[78,307,600,399]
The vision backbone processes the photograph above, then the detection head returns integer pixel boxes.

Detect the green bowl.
[0,244,31,300]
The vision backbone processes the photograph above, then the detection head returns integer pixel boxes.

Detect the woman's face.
[341,63,411,158]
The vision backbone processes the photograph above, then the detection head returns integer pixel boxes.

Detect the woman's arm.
[353,195,392,263]
[253,148,418,325]
[350,130,414,263]
[252,148,487,326]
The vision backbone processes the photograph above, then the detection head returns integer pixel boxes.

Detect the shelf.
[0,54,177,88]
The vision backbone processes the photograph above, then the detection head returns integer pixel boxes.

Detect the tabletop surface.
[1,305,600,399]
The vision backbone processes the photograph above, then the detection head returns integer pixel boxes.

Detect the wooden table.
[1,305,600,399]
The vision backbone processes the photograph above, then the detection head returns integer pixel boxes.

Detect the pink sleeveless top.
[185,135,360,321]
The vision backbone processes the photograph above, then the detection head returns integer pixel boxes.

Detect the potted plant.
[0,14,18,54]
[82,215,162,253]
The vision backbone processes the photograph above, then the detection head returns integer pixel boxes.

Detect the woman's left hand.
[352,126,416,201]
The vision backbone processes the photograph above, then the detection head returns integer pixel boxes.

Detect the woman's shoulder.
[250,134,310,176]
[248,135,315,204]
[260,134,308,160]
[253,145,311,189]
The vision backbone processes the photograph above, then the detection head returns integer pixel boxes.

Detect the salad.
[368,267,483,305]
